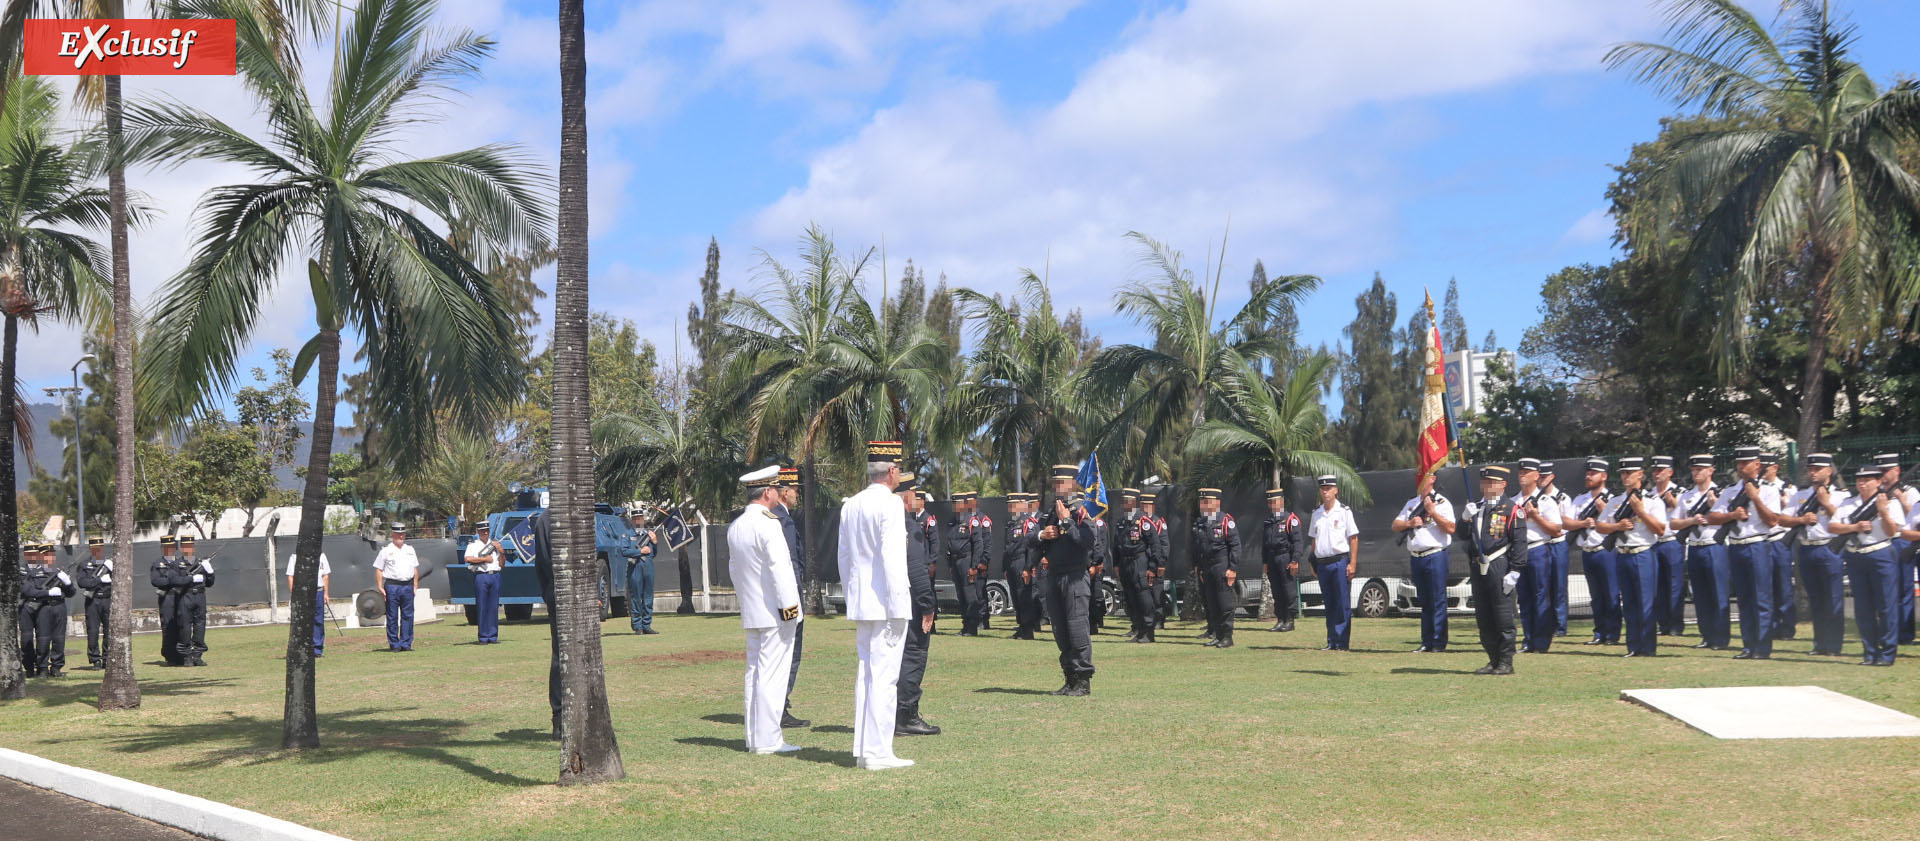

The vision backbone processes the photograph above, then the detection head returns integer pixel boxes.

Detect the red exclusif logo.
[23,19,235,76]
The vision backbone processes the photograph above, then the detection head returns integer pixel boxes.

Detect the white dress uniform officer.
[1307,476,1360,651]
[1391,472,1454,652]
[727,465,803,754]
[836,441,914,770]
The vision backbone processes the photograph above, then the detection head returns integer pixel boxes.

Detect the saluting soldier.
[1781,453,1848,655]
[1830,465,1901,666]
[1462,466,1525,675]
[1191,489,1239,648]
[774,467,809,728]
[176,535,214,666]
[1565,458,1621,646]
[896,478,940,736]
[1113,489,1151,642]
[1606,457,1668,658]
[1706,446,1782,660]
[728,465,804,754]
[1262,488,1304,633]
[1004,493,1040,640]
[1760,453,1797,640]
[1514,459,1565,653]
[1142,490,1170,629]
[75,537,114,669]
[1874,453,1916,645]
[1649,456,1689,637]
[153,535,184,666]
[1391,473,1454,653]
[1037,465,1097,695]
[1670,455,1731,650]
[945,493,981,636]
[1540,463,1574,636]
[1307,476,1360,651]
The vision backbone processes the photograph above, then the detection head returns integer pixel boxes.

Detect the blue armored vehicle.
[446,483,649,623]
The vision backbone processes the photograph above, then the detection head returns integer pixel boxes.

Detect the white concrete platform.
[1622,685,1920,740]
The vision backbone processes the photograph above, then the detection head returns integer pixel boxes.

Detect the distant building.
[1444,349,1513,419]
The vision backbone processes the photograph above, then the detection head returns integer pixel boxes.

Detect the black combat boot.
[1063,677,1090,697]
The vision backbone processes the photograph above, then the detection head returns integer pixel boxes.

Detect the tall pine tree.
[1332,274,1418,470]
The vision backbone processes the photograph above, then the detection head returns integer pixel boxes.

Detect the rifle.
[1601,489,1644,552]
[1842,486,1888,535]
[1395,492,1441,547]
[1783,483,1833,546]
[1712,482,1753,543]
[1570,492,1608,542]
[1677,485,1718,541]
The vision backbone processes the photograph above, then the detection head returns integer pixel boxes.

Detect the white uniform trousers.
[744,622,797,752]
[852,618,908,760]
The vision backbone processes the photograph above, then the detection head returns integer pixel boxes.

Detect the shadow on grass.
[1290,669,1347,677]
[811,725,851,734]
[27,677,237,708]
[39,707,545,787]
[973,688,1053,696]
[702,713,744,725]
[674,737,853,767]
[1390,667,1476,675]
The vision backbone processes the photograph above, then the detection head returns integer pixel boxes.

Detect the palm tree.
[1605,0,1920,454]
[552,0,623,784]
[0,74,113,701]
[1184,354,1367,502]
[594,387,742,510]
[129,0,549,748]
[953,272,1085,492]
[1083,232,1320,484]
[404,435,526,529]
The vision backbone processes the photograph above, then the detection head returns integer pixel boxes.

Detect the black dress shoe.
[782,712,811,728]
[1584,638,1605,646]
[1319,644,1337,651]
[1412,646,1432,653]
[1063,679,1090,697]
[46,668,64,678]
[1049,682,1075,696]
[1692,642,1713,649]
[642,628,660,635]
[1201,639,1220,648]
[1733,650,1755,659]
[1215,639,1234,649]
[1623,652,1641,658]
[895,716,941,736]
[1278,621,1295,632]
[1473,664,1496,675]
[1491,663,1514,675]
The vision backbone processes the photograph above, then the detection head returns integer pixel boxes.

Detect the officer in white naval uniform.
[837,440,915,770]
[727,465,803,755]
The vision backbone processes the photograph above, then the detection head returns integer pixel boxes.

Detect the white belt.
[1845,539,1893,555]
[1763,533,1788,542]
[1617,544,1651,555]
[1726,534,1767,546]
[1655,536,1678,544]
[1410,546,1446,558]
[1686,539,1718,548]
[1527,539,1548,549]
[1480,547,1508,562]
[1546,537,1566,544]
[1798,538,1836,548]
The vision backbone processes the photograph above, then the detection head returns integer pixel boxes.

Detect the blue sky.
[21,0,1920,409]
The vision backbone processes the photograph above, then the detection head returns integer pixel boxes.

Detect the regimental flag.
[661,511,696,551]
[505,519,538,563]
[1417,291,1459,487]
[1076,452,1110,520]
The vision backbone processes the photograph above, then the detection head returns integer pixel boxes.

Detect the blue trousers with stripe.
[1846,547,1898,664]
[1797,542,1845,653]
[1728,542,1773,657]
[1653,540,1686,635]
[1685,543,1731,648]
[1617,547,1658,655]
[1582,548,1620,642]
[1408,551,1449,650]
[1517,545,1554,652]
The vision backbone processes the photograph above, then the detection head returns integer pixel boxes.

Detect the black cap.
[1316,475,1338,488]
[88,537,105,547]
[895,475,919,493]
[159,535,176,546]
[389,524,407,535]
[1265,488,1285,499]
[1120,487,1140,499]
[1517,458,1541,471]
[1050,464,1077,480]
[1538,461,1556,473]
[1651,455,1674,469]
[1688,454,1714,468]
[476,521,491,531]
[867,441,903,463]
[178,535,195,545]
[1197,488,1222,499]
[1760,452,1779,466]
[1854,465,1884,479]
[1873,452,1901,468]
[1618,457,1644,471]
[1481,465,1512,481]
[1806,452,1834,467]
[1733,446,1760,462]
[1584,457,1608,472]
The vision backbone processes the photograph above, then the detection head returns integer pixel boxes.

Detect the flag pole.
[1424,292,1474,507]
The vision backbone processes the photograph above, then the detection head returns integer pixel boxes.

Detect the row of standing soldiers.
[150,535,214,667]
[15,537,126,677]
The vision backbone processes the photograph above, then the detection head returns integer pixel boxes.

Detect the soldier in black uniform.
[1004,493,1040,639]
[1038,465,1098,695]
[1262,489,1304,632]
[773,466,811,728]
[896,477,940,736]
[945,493,981,636]
[1192,488,1241,648]
[20,543,73,678]
[75,537,113,669]
[152,535,185,666]
[967,496,994,632]
[1087,512,1108,634]
[1141,489,1169,628]
[1114,489,1155,643]
[1463,466,1526,675]
[176,535,214,667]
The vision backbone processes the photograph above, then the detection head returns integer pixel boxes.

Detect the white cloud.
[1558,207,1615,248]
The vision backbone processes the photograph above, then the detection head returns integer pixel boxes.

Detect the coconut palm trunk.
[0,310,21,700]
[98,65,139,711]
[552,0,622,784]
[282,327,337,748]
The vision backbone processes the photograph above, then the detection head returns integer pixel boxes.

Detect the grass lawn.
[2,611,1916,841]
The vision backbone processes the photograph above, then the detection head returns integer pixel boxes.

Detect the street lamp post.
[54,354,99,548]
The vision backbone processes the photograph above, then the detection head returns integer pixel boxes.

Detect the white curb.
[0,747,354,841]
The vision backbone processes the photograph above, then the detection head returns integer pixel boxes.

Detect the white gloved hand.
[48,586,63,597]
[191,574,205,584]
[102,560,113,571]
[198,560,213,573]
[57,572,72,585]
[1502,571,1520,595]
[99,573,112,583]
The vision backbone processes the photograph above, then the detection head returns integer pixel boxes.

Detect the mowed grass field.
[1,610,1917,841]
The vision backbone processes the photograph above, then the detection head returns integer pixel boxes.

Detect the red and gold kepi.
[867,440,903,463]
[777,466,801,487]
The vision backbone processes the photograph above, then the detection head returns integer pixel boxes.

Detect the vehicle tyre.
[597,570,611,624]
[463,604,479,625]
[984,583,1010,616]
[1101,582,1122,616]
[504,604,534,621]
[1357,579,1390,619]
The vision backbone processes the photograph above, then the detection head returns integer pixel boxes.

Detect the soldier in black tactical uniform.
[1262,489,1304,632]
[75,537,113,668]
[1192,489,1241,648]
[20,543,73,678]
[1141,489,1169,628]
[1004,493,1040,639]
[945,493,981,636]
[896,477,940,736]
[1114,489,1157,643]
[1038,465,1098,695]
[176,535,214,667]
[1463,466,1526,675]
[1087,513,1108,634]
[968,497,994,632]
[153,536,185,666]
